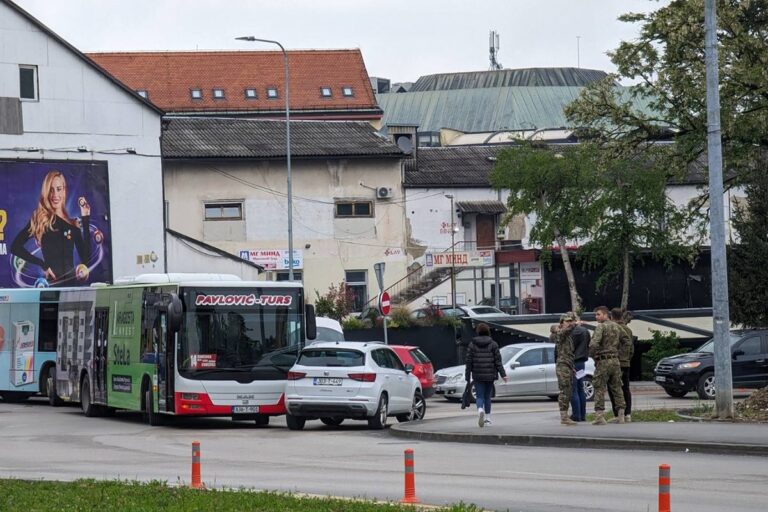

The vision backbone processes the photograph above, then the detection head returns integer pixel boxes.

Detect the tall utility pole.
[445,194,457,308]
[704,0,733,418]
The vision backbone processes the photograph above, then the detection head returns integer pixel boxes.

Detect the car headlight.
[677,362,701,369]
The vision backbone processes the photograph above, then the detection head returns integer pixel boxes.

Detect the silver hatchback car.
[285,341,425,430]
[434,342,595,401]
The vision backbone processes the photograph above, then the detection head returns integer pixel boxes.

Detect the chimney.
[386,124,419,162]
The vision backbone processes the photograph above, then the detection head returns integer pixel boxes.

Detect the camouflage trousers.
[556,362,573,412]
[593,357,625,412]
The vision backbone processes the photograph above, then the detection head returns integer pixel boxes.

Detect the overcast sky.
[15,0,667,83]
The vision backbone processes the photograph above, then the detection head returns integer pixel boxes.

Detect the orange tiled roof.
[88,50,381,118]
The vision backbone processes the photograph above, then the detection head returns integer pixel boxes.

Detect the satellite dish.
[395,135,413,154]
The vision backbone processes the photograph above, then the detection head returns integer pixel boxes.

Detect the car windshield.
[471,307,504,315]
[298,348,365,367]
[315,326,345,342]
[695,334,742,353]
[409,348,430,364]
[500,345,522,365]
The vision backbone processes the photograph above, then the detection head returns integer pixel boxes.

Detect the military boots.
[592,412,607,425]
[560,411,577,426]
[617,408,626,424]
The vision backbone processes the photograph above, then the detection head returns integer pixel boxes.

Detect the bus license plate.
[233,405,259,414]
[314,377,342,386]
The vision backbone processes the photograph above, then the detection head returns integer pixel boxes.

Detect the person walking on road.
[554,312,578,426]
[569,316,591,422]
[589,306,626,425]
[608,308,635,423]
[465,323,508,428]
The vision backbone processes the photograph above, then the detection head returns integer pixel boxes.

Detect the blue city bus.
[0,288,64,402]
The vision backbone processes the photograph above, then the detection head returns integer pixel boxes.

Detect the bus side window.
[38,303,59,353]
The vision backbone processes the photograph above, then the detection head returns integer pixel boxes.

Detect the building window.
[19,65,38,100]
[212,88,225,99]
[267,87,278,99]
[320,87,332,98]
[345,270,368,312]
[335,201,373,218]
[276,271,303,282]
[245,88,258,99]
[342,86,354,97]
[136,90,149,99]
[190,88,203,100]
[204,201,243,221]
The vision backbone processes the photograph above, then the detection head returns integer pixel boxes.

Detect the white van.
[313,317,345,342]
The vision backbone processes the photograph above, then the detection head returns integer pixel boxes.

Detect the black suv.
[653,330,768,399]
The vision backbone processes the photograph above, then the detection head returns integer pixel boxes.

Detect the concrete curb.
[389,423,768,457]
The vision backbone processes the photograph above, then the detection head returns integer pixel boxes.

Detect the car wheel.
[286,413,306,431]
[582,376,595,402]
[254,414,270,427]
[320,417,344,427]
[397,390,426,422]
[664,388,689,398]
[697,372,716,400]
[368,394,388,430]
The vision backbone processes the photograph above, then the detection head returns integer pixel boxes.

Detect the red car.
[390,345,435,398]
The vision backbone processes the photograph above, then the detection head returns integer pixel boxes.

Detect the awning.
[456,200,506,215]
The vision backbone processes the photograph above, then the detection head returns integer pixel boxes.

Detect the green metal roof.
[410,67,609,91]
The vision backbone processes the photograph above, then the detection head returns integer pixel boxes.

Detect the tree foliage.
[314,282,355,321]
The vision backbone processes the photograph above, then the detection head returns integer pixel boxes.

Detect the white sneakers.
[484,419,492,426]
[478,409,486,427]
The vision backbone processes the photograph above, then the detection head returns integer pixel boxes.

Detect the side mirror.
[305,304,317,341]
[732,349,744,359]
[404,364,414,374]
[168,294,183,333]
[509,361,520,370]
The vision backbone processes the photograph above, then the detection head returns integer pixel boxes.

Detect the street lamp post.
[236,36,294,280]
[445,194,457,308]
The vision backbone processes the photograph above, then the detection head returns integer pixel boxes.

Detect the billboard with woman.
[0,160,112,288]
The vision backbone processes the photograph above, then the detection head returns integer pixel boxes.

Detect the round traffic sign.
[379,292,391,316]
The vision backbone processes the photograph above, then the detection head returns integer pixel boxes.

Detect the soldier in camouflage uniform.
[589,306,626,425]
[608,308,635,422]
[554,312,578,425]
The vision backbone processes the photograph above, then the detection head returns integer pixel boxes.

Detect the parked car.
[653,330,768,399]
[434,342,596,401]
[411,304,513,320]
[313,317,345,342]
[390,345,435,397]
[479,296,518,315]
[284,341,426,430]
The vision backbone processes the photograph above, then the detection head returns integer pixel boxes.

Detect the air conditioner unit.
[376,187,393,199]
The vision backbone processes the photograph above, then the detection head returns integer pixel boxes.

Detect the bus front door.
[93,308,109,404]
[156,311,174,413]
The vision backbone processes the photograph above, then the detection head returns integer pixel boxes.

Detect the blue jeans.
[474,381,493,414]
[570,361,587,421]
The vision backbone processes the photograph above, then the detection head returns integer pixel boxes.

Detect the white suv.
[284,341,425,430]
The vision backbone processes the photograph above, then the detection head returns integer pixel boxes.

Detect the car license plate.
[655,376,666,382]
[233,405,259,414]
[313,377,342,386]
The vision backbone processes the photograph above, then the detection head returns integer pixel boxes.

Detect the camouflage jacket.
[553,325,575,368]
[589,320,622,359]
[618,324,635,367]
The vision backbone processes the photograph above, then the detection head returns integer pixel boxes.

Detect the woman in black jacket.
[465,323,507,427]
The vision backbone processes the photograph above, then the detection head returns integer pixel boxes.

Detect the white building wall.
[0,3,164,281]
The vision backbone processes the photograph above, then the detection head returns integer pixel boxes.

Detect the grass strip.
[585,409,681,423]
[0,479,481,512]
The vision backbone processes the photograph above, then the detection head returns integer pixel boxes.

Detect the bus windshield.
[178,287,303,378]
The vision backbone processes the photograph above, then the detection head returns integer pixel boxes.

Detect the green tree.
[491,143,597,312]
[314,282,355,321]
[578,144,703,309]
[729,171,768,328]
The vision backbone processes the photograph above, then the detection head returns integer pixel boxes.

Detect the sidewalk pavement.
[390,409,768,457]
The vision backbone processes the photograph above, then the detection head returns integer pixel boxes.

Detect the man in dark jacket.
[570,319,591,422]
[465,323,507,427]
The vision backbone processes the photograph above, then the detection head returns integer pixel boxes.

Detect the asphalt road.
[0,393,765,512]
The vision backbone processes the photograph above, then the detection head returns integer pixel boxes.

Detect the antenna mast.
[489,30,502,70]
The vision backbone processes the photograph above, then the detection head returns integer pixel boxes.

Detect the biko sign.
[426,250,495,268]
[194,294,293,307]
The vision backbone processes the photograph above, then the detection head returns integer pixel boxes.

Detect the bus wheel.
[80,379,98,418]
[254,414,270,427]
[0,392,31,403]
[47,375,63,407]
[144,388,164,426]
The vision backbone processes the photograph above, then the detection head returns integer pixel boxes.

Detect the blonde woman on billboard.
[10,170,91,286]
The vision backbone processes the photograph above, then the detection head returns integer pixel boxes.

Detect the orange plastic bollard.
[191,441,203,489]
[401,448,420,504]
[658,464,671,512]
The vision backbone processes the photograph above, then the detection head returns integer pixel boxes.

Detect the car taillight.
[287,371,306,380]
[413,366,423,375]
[348,373,377,382]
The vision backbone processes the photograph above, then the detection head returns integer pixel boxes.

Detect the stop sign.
[378,292,391,316]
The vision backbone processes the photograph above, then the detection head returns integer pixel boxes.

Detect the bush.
[314,282,355,321]
[641,330,689,379]
[387,305,414,329]
[342,317,366,331]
